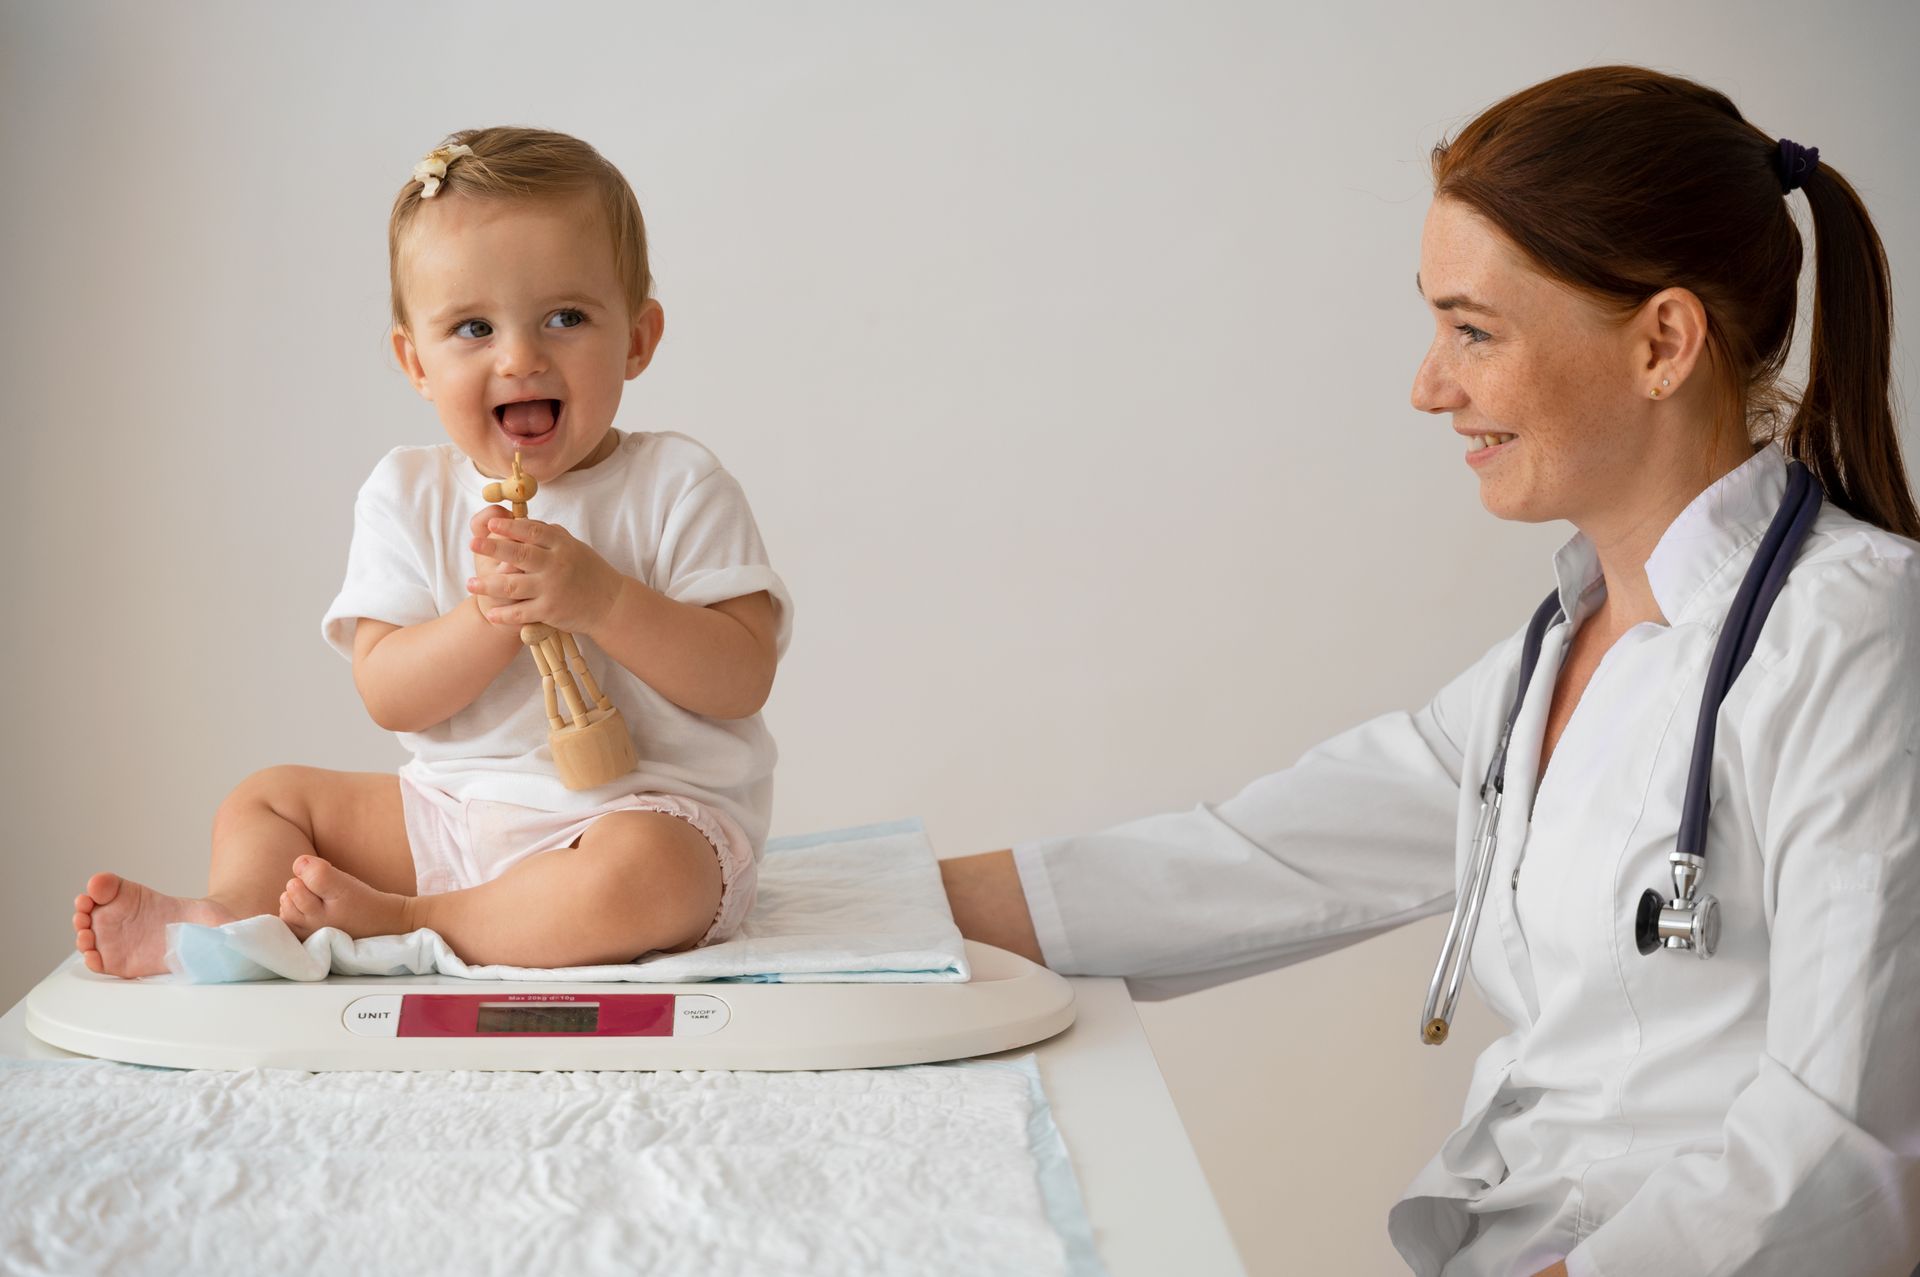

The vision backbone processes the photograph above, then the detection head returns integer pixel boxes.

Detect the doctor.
[942,65,1920,1277]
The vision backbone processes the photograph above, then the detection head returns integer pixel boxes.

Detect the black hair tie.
[1776,137,1820,194]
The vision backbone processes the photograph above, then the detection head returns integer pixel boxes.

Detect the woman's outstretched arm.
[977,631,1510,1001]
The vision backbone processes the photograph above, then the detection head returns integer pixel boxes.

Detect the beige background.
[3,2,1915,1272]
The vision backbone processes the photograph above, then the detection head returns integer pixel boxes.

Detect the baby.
[74,127,791,977]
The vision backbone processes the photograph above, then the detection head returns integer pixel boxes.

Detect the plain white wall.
[4,2,1914,1272]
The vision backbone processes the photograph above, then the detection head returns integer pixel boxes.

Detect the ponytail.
[1784,166,1919,538]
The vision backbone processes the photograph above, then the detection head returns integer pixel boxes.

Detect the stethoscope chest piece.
[1635,852,1721,957]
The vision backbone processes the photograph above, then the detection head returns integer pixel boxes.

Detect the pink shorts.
[398,774,758,951]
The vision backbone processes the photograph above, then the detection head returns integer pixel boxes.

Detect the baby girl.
[74,127,791,976]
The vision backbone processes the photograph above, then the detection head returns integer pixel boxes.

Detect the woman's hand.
[468,516,622,635]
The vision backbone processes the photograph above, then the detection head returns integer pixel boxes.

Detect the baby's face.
[392,193,661,481]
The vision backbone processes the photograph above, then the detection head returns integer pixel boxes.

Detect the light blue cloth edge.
[762,815,925,853]
[945,1052,1108,1277]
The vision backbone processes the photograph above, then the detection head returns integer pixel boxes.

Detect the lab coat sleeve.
[1010,633,1514,1001]
[1564,562,1920,1277]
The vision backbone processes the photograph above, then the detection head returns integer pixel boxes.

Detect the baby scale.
[27,453,1073,1071]
[21,941,1074,1071]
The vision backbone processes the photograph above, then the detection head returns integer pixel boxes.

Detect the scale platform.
[23,940,1075,1071]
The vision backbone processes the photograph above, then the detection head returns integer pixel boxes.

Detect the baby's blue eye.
[453,318,493,340]
[547,309,586,329]
[1455,323,1490,344]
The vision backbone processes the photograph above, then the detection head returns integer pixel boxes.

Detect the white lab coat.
[1012,444,1920,1276]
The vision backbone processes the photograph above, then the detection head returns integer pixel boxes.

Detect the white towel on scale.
[163,819,972,985]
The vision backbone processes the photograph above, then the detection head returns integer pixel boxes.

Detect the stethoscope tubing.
[1420,458,1820,1045]
[1678,460,1820,855]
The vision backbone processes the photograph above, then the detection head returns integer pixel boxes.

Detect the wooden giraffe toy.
[483,451,639,791]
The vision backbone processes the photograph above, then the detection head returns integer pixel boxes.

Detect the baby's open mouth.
[494,398,563,446]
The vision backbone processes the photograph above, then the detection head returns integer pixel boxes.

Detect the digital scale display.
[475,1002,599,1034]
[343,991,728,1039]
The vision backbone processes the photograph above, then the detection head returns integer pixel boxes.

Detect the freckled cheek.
[1457,364,1513,418]
[1476,359,1564,436]
[1520,365,1605,451]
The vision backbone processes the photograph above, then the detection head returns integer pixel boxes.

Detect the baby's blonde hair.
[387,126,652,332]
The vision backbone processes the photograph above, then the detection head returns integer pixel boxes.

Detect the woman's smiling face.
[391,192,662,480]
[1410,196,1662,528]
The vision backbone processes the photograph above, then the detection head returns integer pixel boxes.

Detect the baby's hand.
[469,505,521,624]
[469,516,622,635]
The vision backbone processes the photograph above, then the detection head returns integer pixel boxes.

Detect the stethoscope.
[1421,458,1822,1046]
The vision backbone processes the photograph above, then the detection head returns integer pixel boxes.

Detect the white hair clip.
[412,143,474,198]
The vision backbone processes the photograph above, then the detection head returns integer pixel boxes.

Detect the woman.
[942,66,1920,1277]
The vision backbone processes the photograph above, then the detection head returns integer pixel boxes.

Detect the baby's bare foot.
[279,856,412,941]
[73,873,238,978]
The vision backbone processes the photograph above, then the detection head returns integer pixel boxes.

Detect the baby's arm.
[590,584,777,720]
[353,503,527,732]
[469,516,778,720]
[351,602,525,732]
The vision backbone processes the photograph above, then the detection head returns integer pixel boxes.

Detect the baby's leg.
[279,810,722,968]
[208,767,415,915]
[73,766,414,978]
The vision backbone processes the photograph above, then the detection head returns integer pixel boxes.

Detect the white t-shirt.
[321,429,791,850]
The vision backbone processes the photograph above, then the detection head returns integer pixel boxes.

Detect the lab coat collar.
[1548,442,1787,629]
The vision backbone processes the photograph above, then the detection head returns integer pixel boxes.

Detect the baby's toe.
[84,872,123,908]
[286,874,325,915]
[279,892,314,938]
[291,855,345,897]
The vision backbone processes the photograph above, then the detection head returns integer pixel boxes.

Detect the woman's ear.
[391,325,433,400]
[1638,286,1708,392]
[624,300,666,380]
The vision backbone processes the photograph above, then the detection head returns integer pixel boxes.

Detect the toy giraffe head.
[482,451,538,506]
